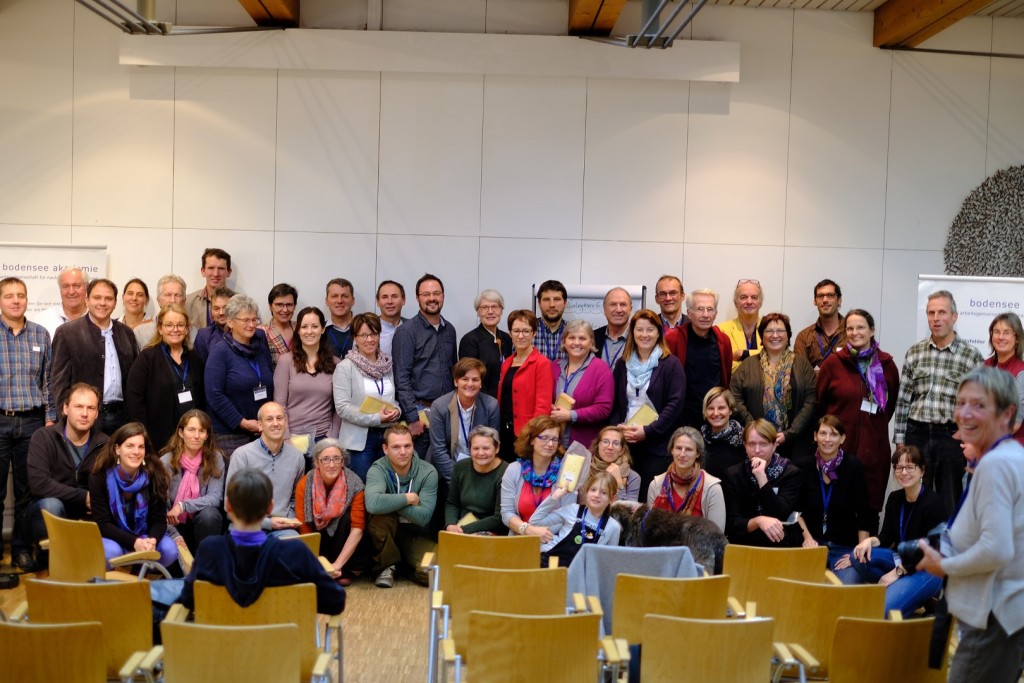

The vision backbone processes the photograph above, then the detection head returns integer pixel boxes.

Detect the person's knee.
[194,506,224,530]
[37,498,66,518]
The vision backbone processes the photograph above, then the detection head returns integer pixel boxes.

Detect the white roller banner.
[0,243,108,318]
[532,284,647,331]
[917,274,1024,357]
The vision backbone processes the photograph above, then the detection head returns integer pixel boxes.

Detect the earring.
[142,458,146,466]
[116,456,120,466]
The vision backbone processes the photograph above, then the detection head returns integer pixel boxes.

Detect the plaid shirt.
[0,318,55,421]
[258,322,293,367]
[893,334,984,443]
[536,319,567,363]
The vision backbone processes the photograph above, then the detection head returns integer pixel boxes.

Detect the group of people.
[3,248,1023,682]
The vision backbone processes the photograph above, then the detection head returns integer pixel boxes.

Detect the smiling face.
[954,381,1014,455]
[688,293,718,333]
[59,270,86,311]
[316,446,345,486]
[671,434,700,473]
[604,289,632,329]
[845,313,873,352]
[210,295,231,327]
[270,295,295,325]
[991,321,1018,359]
[122,282,148,317]
[597,429,625,463]
[744,428,776,461]
[734,282,762,317]
[376,284,405,321]
[563,330,593,363]
[761,320,789,355]
[179,416,208,454]
[326,284,354,322]
[813,284,840,317]
[655,277,683,319]
[354,322,380,358]
[704,395,732,432]
[926,296,957,344]
[0,281,27,324]
[469,434,498,471]
[201,256,231,290]
[159,311,189,348]
[632,318,660,356]
[510,319,535,353]
[227,308,259,343]
[417,280,445,317]
[297,311,323,349]
[115,434,147,476]
[455,368,482,403]
[532,428,560,461]
[814,424,845,459]
[893,454,924,492]
[87,282,117,326]
[585,481,612,511]
[258,403,288,442]
[476,298,503,329]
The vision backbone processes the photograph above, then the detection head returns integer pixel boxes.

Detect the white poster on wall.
[531,284,647,331]
[916,274,1024,357]
[1,243,108,317]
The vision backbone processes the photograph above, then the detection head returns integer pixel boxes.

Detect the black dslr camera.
[895,522,946,568]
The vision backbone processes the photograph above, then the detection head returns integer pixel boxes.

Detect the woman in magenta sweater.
[549,320,614,449]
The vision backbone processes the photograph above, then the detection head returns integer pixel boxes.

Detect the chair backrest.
[285,533,322,556]
[0,621,106,683]
[721,545,828,606]
[758,577,886,676]
[612,574,731,644]
[24,579,152,679]
[449,565,567,659]
[41,510,108,582]
[640,615,774,683]
[829,617,940,683]
[436,532,540,596]
[193,580,319,680]
[466,610,600,683]
[161,621,301,683]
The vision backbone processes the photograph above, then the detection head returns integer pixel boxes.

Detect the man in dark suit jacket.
[51,278,139,434]
[593,287,633,370]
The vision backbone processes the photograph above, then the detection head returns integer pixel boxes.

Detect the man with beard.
[794,279,845,370]
[535,279,568,363]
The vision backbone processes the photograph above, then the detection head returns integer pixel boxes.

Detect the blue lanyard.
[819,475,833,534]
[561,360,588,395]
[745,328,757,350]
[816,331,838,362]
[898,484,923,543]
[603,339,623,367]
[374,377,385,396]
[247,360,262,385]
[161,344,189,389]
[457,405,473,449]
[576,506,608,544]
[667,471,703,513]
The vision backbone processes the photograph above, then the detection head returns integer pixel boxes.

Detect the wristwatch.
[895,564,907,577]
[518,522,529,535]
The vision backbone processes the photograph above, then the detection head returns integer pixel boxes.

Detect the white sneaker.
[374,565,396,588]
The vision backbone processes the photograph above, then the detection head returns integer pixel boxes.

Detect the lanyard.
[668,471,703,513]
[576,505,608,544]
[457,404,473,449]
[819,475,833,535]
[561,360,588,396]
[162,344,189,389]
[247,360,262,385]
[374,377,385,396]
[898,484,923,543]
[745,328,757,350]
[816,331,839,362]
[603,339,623,367]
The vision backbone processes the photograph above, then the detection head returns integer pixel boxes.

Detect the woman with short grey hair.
[459,289,513,399]
[444,426,508,535]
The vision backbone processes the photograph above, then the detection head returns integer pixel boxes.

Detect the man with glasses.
[132,273,188,350]
[35,267,89,340]
[654,275,688,332]
[666,289,733,427]
[794,279,845,370]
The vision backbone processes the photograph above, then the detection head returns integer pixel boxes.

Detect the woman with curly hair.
[499,416,574,543]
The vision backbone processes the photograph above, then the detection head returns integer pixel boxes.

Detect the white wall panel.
[879,249,945,368]
[0,225,72,244]
[271,231,379,315]
[382,0,487,33]
[580,241,685,300]
[478,237,582,319]
[72,226,172,318]
[170,229,276,319]
[780,246,883,335]
[987,19,1024,175]
[683,243,784,320]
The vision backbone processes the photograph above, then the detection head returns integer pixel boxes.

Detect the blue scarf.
[625,347,662,390]
[520,456,561,489]
[106,466,149,536]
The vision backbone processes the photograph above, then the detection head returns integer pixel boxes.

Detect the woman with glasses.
[204,294,274,458]
[718,279,764,373]
[497,310,553,462]
[458,290,513,399]
[126,303,205,452]
[731,312,817,466]
[333,312,401,482]
[851,445,945,617]
[983,311,1024,444]
[500,416,573,540]
[258,283,298,368]
[816,309,900,512]
[586,426,640,502]
[294,439,365,585]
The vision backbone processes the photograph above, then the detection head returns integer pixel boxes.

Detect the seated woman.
[497,310,554,461]
[700,387,746,481]
[89,422,177,568]
[647,427,725,532]
[586,426,640,503]
[529,471,622,567]
[294,439,365,586]
[795,416,876,584]
[444,426,508,535]
[160,410,226,555]
[427,358,501,483]
[179,467,344,613]
[722,419,804,547]
[500,416,574,542]
[851,445,946,617]
[549,320,614,449]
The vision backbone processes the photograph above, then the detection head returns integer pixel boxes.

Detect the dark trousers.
[100,403,127,435]
[366,512,435,576]
[905,419,963,516]
[949,613,1024,683]
[0,413,44,554]
[174,507,226,554]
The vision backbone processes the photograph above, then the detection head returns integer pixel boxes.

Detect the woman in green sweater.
[444,426,508,534]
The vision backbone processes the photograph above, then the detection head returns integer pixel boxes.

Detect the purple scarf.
[816,449,844,482]
[849,340,888,412]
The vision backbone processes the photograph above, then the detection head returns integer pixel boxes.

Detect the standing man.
[26,383,107,565]
[376,280,407,356]
[35,267,89,340]
[535,280,568,363]
[655,275,689,332]
[324,278,356,358]
[51,278,139,434]
[794,279,845,370]
[365,424,438,588]
[132,274,187,349]
[0,277,56,570]
[665,289,732,428]
[593,287,632,369]
[392,274,458,460]
[894,290,984,515]
[185,247,232,330]
[193,286,237,362]
[224,402,304,538]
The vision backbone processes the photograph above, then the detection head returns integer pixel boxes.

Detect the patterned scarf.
[303,468,364,537]
[172,451,202,522]
[760,349,794,430]
[106,466,150,536]
[520,456,561,489]
[816,448,845,482]
[701,419,745,449]
[849,340,888,412]
[625,347,662,390]
[346,348,393,380]
[746,453,790,487]
[653,467,705,515]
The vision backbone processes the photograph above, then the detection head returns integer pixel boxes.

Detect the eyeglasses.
[235,317,259,326]
[737,279,760,286]
[478,304,502,312]
[763,329,788,338]
[655,289,682,300]
[271,302,296,309]
[319,456,344,465]
[535,434,559,444]
[815,292,838,300]
[893,465,918,473]
[511,329,533,337]
[600,439,623,449]
[355,333,380,340]
[162,323,188,330]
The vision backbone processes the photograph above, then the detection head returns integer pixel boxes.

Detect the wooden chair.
[0,621,106,683]
[20,579,153,681]
[722,545,836,616]
[444,610,613,683]
[611,574,732,645]
[640,614,775,683]
[829,616,942,683]
[758,577,886,682]
[176,580,336,683]
[282,533,337,575]
[41,510,171,582]
[422,532,541,683]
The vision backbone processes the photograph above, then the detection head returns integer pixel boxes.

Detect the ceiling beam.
[569,0,629,35]
[237,0,300,28]
[874,0,994,47]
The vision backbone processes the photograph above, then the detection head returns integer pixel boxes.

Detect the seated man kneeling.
[366,424,438,588]
[178,467,345,615]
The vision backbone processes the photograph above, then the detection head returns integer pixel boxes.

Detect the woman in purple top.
[549,320,614,449]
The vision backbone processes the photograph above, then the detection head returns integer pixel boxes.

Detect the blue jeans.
[102,534,178,568]
[850,547,943,618]
[827,545,860,585]
[0,413,43,554]
[348,428,385,483]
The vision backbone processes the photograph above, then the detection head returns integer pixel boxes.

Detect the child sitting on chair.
[178,467,345,615]
[529,471,622,567]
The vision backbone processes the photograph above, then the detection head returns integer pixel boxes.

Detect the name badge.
[177,390,193,404]
[253,386,268,401]
[860,399,878,414]
[32,346,41,352]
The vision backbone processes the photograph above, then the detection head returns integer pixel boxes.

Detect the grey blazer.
[332,358,397,451]
[426,390,501,482]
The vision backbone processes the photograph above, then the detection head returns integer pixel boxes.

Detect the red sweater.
[498,348,554,434]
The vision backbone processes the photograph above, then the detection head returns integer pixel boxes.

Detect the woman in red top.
[497,310,554,462]
[294,439,365,585]
[499,416,573,542]
[984,312,1024,444]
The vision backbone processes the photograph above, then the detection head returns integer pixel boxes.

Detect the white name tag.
[860,399,878,414]
[32,346,41,352]
[177,390,193,404]
[253,386,268,401]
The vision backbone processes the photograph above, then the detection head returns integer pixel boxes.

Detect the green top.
[444,458,508,534]
[364,455,438,528]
